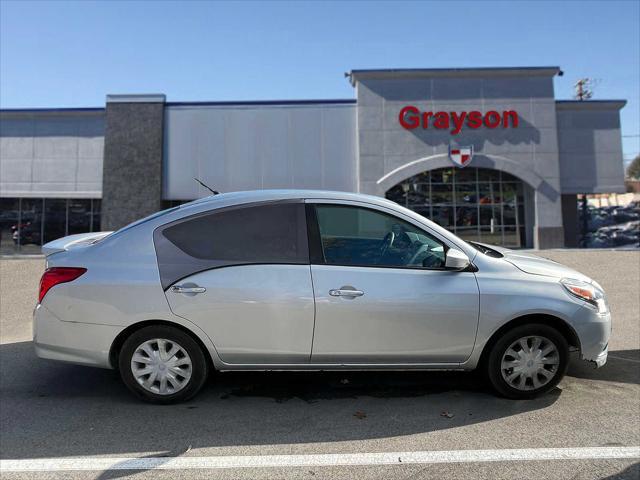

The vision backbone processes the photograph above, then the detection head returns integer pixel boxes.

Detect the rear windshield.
[106,206,182,239]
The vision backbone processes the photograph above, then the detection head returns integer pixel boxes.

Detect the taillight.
[39,267,87,303]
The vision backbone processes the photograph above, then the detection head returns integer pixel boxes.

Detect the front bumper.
[571,306,611,369]
[33,304,123,369]
[591,348,608,368]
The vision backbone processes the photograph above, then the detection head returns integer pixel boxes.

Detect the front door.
[155,201,315,365]
[308,203,479,364]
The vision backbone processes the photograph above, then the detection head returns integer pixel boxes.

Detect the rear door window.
[154,202,308,289]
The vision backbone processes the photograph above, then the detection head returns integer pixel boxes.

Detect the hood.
[41,231,113,257]
[478,243,593,282]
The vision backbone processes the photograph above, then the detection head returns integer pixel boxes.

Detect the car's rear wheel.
[119,325,209,404]
[487,324,569,399]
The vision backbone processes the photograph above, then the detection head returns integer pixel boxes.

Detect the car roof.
[187,189,392,207]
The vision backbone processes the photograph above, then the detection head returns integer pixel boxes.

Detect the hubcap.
[500,336,560,391]
[131,338,192,395]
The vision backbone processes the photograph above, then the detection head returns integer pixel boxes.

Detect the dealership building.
[0,66,627,254]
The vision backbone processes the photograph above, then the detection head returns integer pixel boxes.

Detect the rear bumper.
[33,304,122,369]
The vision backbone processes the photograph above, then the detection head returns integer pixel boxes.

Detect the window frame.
[304,200,454,271]
[154,199,310,290]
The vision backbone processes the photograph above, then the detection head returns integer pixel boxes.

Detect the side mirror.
[445,248,470,270]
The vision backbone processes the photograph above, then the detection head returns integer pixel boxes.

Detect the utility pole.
[574,78,594,101]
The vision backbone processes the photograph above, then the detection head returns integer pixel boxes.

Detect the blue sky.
[1,0,638,163]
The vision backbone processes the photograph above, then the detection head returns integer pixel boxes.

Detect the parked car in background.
[579,201,640,248]
[34,190,611,403]
[11,220,42,246]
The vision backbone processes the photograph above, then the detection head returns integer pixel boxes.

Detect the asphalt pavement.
[0,250,638,479]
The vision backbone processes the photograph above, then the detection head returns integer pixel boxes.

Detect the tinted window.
[164,202,305,262]
[314,205,446,269]
[155,202,308,289]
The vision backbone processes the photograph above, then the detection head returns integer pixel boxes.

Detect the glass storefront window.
[68,199,92,235]
[502,183,520,204]
[503,205,517,225]
[456,206,478,227]
[43,199,68,243]
[455,184,476,204]
[385,185,406,206]
[0,198,20,255]
[430,168,454,183]
[91,199,101,232]
[0,197,102,255]
[479,205,500,226]
[454,168,477,183]
[432,206,454,227]
[409,172,430,183]
[431,184,453,205]
[18,199,44,254]
[385,167,526,248]
[478,183,497,204]
[478,169,501,182]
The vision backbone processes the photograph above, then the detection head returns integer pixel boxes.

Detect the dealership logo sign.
[398,106,519,134]
[449,145,474,168]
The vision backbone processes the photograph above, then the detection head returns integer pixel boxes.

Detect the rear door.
[155,201,315,365]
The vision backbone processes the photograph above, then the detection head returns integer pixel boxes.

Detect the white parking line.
[1,446,639,472]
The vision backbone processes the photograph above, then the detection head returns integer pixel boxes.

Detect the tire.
[486,323,569,400]
[119,325,209,404]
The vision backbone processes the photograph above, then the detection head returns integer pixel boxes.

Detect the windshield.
[466,241,504,258]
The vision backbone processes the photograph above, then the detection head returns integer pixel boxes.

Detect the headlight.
[561,278,608,314]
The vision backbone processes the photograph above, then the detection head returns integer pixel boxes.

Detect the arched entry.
[385,167,528,247]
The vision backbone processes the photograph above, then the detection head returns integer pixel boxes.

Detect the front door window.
[314,204,446,269]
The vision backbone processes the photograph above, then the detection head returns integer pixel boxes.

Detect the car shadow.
[2,340,625,461]
[600,462,640,480]
[567,349,640,385]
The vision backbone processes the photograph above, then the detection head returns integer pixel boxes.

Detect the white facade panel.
[0,112,104,198]
[163,103,357,200]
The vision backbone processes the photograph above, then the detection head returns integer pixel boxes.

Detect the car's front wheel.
[487,324,569,399]
[119,325,209,404]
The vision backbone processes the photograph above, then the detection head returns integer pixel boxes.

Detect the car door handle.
[171,285,206,294]
[329,288,364,297]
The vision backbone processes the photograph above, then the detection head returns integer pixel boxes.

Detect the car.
[34,190,611,404]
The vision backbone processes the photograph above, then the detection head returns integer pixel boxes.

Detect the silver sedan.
[34,190,610,403]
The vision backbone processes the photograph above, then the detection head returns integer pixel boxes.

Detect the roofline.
[106,94,166,103]
[166,99,356,107]
[555,100,626,110]
[0,107,104,114]
[0,99,357,114]
[347,66,562,85]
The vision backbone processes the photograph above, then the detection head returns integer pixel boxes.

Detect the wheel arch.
[477,313,581,367]
[109,319,215,371]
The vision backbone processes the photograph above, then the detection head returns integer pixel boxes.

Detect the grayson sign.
[398,106,519,134]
